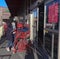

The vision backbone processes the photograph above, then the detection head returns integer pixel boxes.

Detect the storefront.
[30,0,44,50]
[44,0,59,59]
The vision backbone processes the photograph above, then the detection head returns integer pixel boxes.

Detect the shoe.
[11,47,14,51]
[12,49,16,54]
[11,47,16,54]
[12,51,16,54]
[6,47,10,52]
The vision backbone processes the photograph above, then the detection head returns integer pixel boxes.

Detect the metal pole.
[30,14,34,43]
[58,1,60,59]
[51,23,55,59]
[43,5,46,49]
[37,8,39,46]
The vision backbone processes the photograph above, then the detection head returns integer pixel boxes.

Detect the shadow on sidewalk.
[25,48,34,59]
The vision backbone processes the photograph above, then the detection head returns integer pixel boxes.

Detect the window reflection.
[45,31,52,56]
[54,34,58,59]
[32,8,38,39]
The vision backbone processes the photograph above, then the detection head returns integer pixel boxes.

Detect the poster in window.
[48,2,58,23]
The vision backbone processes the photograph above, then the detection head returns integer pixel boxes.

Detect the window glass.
[46,2,59,30]
[54,34,58,59]
[45,31,52,56]
[44,1,59,59]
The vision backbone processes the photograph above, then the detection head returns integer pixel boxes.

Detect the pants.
[7,40,13,48]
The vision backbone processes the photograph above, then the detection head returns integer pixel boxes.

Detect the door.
[44,1,59,59]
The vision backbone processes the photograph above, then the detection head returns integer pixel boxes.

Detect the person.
[11,21,16,40]
[3,22,8,36]
[12,21,16,30]
[12,22,30,54]
[6,21,13,51]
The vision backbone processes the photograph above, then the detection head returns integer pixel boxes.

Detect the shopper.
[6,21,13,51]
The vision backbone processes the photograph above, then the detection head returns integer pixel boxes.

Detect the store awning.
[5,0,43,16]
[5,0,26,16]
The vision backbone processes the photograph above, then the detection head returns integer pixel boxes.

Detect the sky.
[0,0,7,7]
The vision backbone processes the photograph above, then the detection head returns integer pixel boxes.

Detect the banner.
[48,2,58,23]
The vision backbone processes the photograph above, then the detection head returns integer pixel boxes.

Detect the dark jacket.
[6,23,13,40]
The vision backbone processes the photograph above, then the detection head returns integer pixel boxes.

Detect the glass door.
[30,8,39,46]
[44,1,59,59]
[32,8,38,41]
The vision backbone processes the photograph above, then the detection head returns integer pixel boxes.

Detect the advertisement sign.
[48,2,58,23]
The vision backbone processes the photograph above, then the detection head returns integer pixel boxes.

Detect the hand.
[13,32,16,34]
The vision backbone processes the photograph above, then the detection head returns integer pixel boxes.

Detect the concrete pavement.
[0,39,41,59]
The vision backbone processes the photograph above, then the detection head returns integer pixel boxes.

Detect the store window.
[44,1,59,59]
[32,8,38,40]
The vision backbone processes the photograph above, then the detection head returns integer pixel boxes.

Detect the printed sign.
[48,2,58,23]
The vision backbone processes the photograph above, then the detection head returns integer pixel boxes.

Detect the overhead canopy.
[5,0,26,16]
[5,0,42,16]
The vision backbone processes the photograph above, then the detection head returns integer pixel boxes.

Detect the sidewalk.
[0,38,41,59]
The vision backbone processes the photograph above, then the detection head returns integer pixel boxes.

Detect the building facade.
[0,7,11,20]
